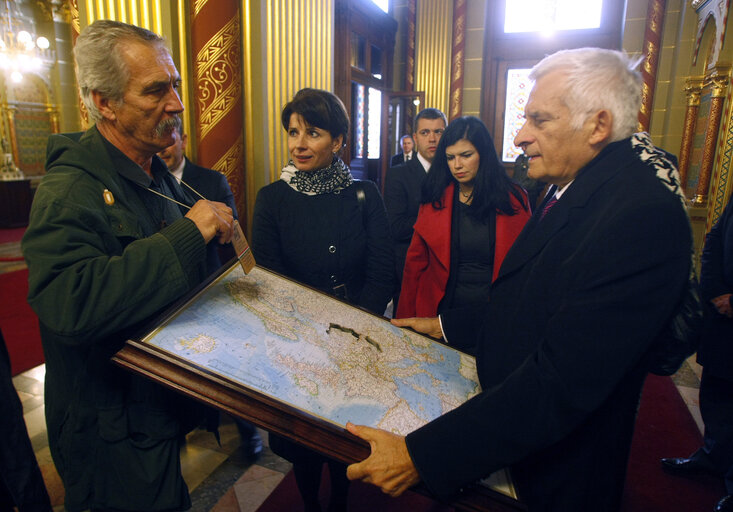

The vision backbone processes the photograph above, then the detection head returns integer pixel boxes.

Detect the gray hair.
[530,48,642,142]
[74,20,166,123]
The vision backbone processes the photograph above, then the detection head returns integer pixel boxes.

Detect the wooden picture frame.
[112,262,525,512]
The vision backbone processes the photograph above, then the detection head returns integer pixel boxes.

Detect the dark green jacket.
[22,126,208,511]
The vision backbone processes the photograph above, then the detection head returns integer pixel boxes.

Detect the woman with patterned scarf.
[252,88,394,512]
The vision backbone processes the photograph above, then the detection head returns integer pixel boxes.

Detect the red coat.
[396,183,530,318]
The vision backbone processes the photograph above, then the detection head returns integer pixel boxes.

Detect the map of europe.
[143,265,480,436]
[142,264,513,496]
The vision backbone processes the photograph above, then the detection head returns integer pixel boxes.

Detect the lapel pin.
[103,189,115,205]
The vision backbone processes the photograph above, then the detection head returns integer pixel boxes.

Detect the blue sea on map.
[143,266,480,436]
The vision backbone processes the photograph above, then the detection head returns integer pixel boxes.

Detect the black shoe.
[244,430,263,460]
[661,457,719,476]
[715,495,733,512]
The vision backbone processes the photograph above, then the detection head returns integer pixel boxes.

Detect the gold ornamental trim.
[648,0,663,34]
[213,133,244,180]
[193,0,210,18]
[196,16,242,141]
[643,40,657,74]
[640,82,652,116]
[451,49,463,82]
[199,81,241,141]
[710,75,730,98]
[69,0,80,34]
[453,13,464,46]
[685,77,704,106]
[196,16,240,75]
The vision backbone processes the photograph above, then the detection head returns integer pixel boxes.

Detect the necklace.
[459,188,473,202]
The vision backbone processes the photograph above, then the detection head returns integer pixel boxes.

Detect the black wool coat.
[251,179,394,315]
[698,194,733,377]
[406,138,692,511]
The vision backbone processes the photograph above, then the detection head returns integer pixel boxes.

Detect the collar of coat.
[496,137,632,280]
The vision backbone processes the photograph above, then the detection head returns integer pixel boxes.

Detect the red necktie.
[540,195,558,220]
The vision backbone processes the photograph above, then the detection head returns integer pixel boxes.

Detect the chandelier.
[0,0,51,83]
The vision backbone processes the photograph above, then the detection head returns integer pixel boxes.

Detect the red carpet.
[0,227,25,244]
[0,269,44,376]
[259,375,723,511]
[621,374,724,511]
[257,466,452,512]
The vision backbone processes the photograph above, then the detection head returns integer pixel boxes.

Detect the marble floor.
[13,363,295,511]
[3,230,706,511]
[10,348,706,512]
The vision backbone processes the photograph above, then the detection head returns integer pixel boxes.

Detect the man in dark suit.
[384,108,447,306]
[662,194,733,512]
[390,134,414,166]
[158,126,238,219]
[346,48,692,512]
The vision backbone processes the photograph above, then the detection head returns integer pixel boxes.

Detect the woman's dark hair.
[422,116,527,218]
[281,88,349,146]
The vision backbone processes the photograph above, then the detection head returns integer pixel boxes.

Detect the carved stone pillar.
[448,0,466,121]
[678,78,703,191]
[190,1,246,223]
[638,0,665,132]
[693,70,729,205]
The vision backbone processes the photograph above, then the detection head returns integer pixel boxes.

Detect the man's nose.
[514,121,530,149]
[166,87,184,113]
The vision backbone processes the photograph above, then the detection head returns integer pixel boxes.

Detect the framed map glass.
[115,264,520,510]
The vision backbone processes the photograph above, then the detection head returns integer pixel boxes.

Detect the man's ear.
[92,90,117,121]
[588,109,613,145]
[181,133,188,151]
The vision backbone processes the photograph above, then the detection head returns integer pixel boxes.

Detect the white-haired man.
[346,48,692,511]
[22,20,233,512]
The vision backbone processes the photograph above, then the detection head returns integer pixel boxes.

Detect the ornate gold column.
[68,0,80,43]
[637,0,665,132]
[679,77,703,191]
[190,1,246,223]
[3,106,18,165]
[406,0,416,93]
[448,0,466,121]
[693,69,729,205]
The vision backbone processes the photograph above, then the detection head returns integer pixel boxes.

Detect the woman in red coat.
[396,116,531,322]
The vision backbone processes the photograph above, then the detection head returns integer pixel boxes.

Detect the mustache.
[155,116,181,137]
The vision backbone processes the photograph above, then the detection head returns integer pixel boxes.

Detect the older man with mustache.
[21,20,233,512]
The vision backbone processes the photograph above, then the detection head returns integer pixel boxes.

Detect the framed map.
[113,264,522,511]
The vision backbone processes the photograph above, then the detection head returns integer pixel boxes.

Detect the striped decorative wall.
[83,0,163,35]
[264,0,332,184]
[414,0,452,114]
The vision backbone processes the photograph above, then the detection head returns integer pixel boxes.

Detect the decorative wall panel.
[638,0,665,132]
[263,0,332,184]
[448,0,466,121]
[190,0,245,221]
[415,0,451,114]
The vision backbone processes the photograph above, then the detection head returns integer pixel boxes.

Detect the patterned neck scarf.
[280,156,354,195]
[631,132,686,209]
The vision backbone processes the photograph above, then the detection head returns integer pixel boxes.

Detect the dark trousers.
[0,331,52,512]
[269,434,350,511]
[696,370,733,494]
